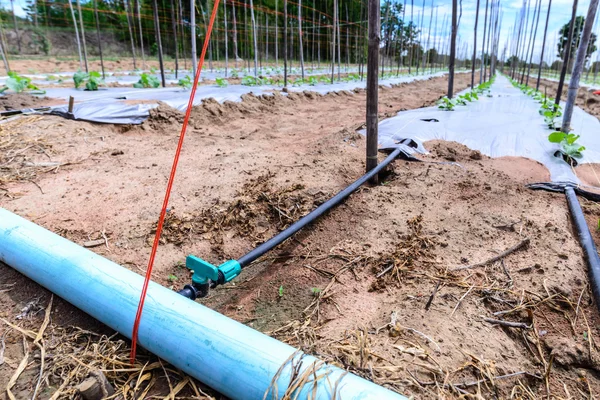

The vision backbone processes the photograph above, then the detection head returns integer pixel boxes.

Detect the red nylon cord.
[129,0,222,364]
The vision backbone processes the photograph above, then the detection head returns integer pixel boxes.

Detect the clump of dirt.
[0,93,52,111]
[426,140,489,163]
[145,102,184,131]
[151,173,326,248]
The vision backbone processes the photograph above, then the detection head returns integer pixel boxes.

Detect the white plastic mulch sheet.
[46,71,454,124]
[369,75,600,184]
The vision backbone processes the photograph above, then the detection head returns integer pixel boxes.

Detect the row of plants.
[436,76,496,111]
[0,72,45,94]
[510,77,585,163]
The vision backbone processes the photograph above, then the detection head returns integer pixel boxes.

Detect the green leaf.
[548,131,566,143]
[73,71,87,89]
[133,82,144,88]
[85,80,98,91]
[566,134,580,145]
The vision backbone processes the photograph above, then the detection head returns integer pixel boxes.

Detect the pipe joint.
[183,255,241,298]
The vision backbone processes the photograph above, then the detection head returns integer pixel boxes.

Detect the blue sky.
[3,0,599,64]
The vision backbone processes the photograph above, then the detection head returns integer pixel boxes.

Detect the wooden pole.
[519,0,536,83]
[448,0,457,98]
[191,0,197,76]
[125,0,138,71]
[284,0,288,86]
[169,0,178,76]
[336,0,341,79]
[93,0,106,78]
[562,0,599,132]
[224,0,228,76]
[422,0,433,72]
[525,0,541,85]
[471,0,480,89]
[232,1,238,67]
[331,0,337,83]
[249,0,258,76]
[298,0,305,78]
[152,0,166,87]
[76,0,89,72]
[555,0,579,109]
[366,0,380,181]
[135,0,146,69]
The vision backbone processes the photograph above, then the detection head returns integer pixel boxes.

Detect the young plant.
[437,96,456,111]
[215,77,229,87]
[241,76,263,86]
[548,131,586,161]
[178,75,192,90]
[278,285,284,297]
[134,73,160,88]
[73,70,104,91]
[0,71,45,94]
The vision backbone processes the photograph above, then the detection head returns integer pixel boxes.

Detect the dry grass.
[153,173,325,247]
[1,296,214,400]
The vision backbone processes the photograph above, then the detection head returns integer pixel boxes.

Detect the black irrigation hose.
[236,147,406,268]
[527,182,600,202]
[565,187,600,306]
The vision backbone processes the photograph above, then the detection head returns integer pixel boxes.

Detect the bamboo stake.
[169,0,178,76]
[232,0,238,67]
[151,0,166,86]
[67,0,84,70]
[224,0,229,76]
[331,0,337,83]
[93,0,106,78]
[471,0,481,88]
[135,0,146,69]
[525,0,541,85]
[422,0,433,72]
[275,0,279,67]
[191,0,197,76]
[0,35,9,73]
[336,0,341,79]
[366,0,380,181]
[562,0,599,132]
[408,0,413,74]
[178,0,186,70]
[448,0,457,98]
[298,0,305,78]
[555,0,579,109]
[125,0,138,71]
[76,0,89,72]
[284,0,288,86]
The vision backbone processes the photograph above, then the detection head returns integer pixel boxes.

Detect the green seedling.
[134,73,160,88]
[437,96,456,111]
[278,285,284,297]
[242,76,262,86]
[73,70,104,91]
[0,71,44,94]
[216,77,229,87]
[541,109,562,129]
[178,75,192,90]
[548,131,586,160]
[311,287,322,297]
[168,274,178,282]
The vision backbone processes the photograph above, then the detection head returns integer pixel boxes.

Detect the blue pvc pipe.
[0,208,406,400]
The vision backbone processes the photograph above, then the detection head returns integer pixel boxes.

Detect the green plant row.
[437,75,496,111]
[508,77,584,161]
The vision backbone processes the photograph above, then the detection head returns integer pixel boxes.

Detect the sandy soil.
[2,72,600,398]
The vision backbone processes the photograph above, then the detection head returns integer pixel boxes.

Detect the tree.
[557,16,597,68]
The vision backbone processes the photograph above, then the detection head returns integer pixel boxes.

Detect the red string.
[129,0,222,365]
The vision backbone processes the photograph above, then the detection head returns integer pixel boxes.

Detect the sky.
[3,0,599,64]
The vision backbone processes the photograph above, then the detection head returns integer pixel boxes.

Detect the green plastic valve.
[186,255,241,286]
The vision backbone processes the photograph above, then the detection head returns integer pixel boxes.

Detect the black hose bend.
[565,187,600,306]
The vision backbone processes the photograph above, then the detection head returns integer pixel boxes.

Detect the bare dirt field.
[2,73,600,399]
